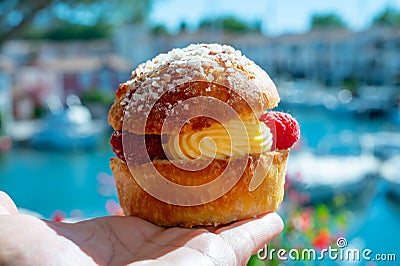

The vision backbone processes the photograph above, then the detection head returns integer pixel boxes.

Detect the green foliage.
[310,13,346,30]
[199,16,260,33]
[33,104,47,119]
[80,88,114,107]
[39,22,110,40]
[20,26,46,40]
[247,255,266,266]
[372,8,400,27]
[179,21,188,33]
[151,24,169,35]
[342,76,360,96]
[0,0,155,43]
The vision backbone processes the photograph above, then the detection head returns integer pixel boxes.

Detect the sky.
[150,0,400,36]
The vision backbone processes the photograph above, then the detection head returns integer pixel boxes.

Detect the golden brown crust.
[108,83,130,131]
[110,150,288,227]
[107,44,279,133]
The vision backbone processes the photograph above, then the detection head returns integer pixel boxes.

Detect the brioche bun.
[108,43,289,227]
[111,151,288,227]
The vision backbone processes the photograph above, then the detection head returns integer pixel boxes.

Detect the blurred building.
[113,24,167,67]
[265,27,400,86]
[35,54,131,97]
[113,25,400,87]
[354,27,400,86]
[1,25,399,121]
[1,40,131,120]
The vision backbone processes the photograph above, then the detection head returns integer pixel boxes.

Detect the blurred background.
[0,0,399,264]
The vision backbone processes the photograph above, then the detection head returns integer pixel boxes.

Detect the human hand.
[0,191,283,265]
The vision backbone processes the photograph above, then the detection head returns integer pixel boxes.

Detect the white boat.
[30,95,104,151]
[380,155,400,200]
[286,151,378,203]
[278,80,338,110]
[361,132,400,160]
[333,86,395,118]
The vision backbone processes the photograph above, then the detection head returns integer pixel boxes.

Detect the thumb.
[0,191,18,215]
[217,212,283,264]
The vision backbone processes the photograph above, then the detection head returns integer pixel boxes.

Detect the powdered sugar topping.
[121,43,275,120]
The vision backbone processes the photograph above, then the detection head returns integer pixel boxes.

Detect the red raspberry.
[110,130,166,165]
[259,111,300,150]
[110,130,125,161]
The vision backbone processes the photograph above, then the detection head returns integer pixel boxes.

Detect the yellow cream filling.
[163,119,272,160]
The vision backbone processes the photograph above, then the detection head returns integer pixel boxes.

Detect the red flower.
[312,228,331,250]
[292,212,311,232]
[52,210,65,222]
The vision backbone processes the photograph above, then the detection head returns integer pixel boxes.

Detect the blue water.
[1,106,399,264]
[0,140,117,218]
[283,106,400,262]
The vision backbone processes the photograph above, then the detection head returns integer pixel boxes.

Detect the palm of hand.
[0,192,282,265]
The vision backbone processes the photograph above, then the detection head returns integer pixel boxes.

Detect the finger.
[217,212,283,264]
[0,191,18,215]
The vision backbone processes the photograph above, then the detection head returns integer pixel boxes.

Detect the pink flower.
[105,199,124,216]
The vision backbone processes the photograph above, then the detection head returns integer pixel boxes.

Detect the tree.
[152,24,169,35]
[80,88,114,107]
[0,0,154,44]
[310,13,346,30]
[199,16,260,33]
[372,8,400,27]
[41,22,110,40]
[0,0,53,43]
